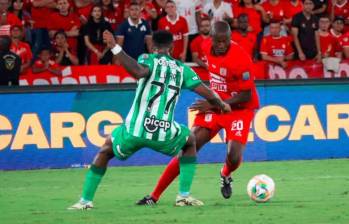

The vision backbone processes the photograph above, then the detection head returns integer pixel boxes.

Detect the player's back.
[124,53,201,141]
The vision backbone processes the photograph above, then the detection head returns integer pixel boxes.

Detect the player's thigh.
[192,112,221,150]
[220,109,254,145]
[110,125,142,161]
[151,124,192,157]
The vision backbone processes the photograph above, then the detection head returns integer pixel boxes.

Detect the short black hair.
[39,47,52,54]
[152,30,173,48]
[334,15,345,23]
[54,30,67,39]
[0,36,11,51]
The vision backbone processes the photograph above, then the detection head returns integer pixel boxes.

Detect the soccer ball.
[247,174,275,203]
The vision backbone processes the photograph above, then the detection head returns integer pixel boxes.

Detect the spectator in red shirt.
[32,47,62,75]
[262,0,286,23]
[260,20,294,68]
[100,0,124,31]
[0,0,22,36]
[74,0,94,25]
[158,0,189,61]
[284,0,303,28]
[10,25,32,73]
[190,17,210,69]
[331,15,345,38]
[231,13,257,59]
[8,0,31,40]
[329,0,349,32]
[30,0,56,59]
[233,0,267,35]
[49,0,81,54]
[53,30,79,65]
[316,15,341,58]
[330,16,344,57]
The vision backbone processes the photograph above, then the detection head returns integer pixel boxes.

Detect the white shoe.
[175,195,204,206]
[68,200,94,210]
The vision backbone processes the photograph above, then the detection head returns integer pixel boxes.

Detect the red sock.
[221,156,242,177]
[151,157,180,201]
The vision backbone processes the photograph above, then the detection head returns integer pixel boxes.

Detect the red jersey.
[10,41,32,65]
[319,33,337,56]
[49,12,81,53]
[190,34,209,63]
[284,0,303,19]
[76,3,93,23]
[260,35,294,57]
[202,39,259,110]
[231,31,256,58]
[261,0,286,22]
[158,15,189,59]
[31,0,55,28]
[339,32,349,49]
[33,59,59,73]
[103,6,124,30]
[328,0,349,18]
[233,6,262,34]
[330,29,343,53]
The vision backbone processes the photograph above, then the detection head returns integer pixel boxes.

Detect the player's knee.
[186,133,196,148]
[98,137,114,159]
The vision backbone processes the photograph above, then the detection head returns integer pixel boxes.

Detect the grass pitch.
[0,159,348,224]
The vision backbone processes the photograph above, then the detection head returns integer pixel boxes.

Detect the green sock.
[179,156,197,196]
[81,165,106,201]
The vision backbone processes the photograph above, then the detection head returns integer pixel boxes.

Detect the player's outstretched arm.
[103,30,149,79]
[192,83,231,113]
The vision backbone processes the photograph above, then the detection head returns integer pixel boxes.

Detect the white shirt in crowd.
[174,0,202,35]
[203,1,233,24]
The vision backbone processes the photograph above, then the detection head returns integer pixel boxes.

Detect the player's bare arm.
[191,83,231,113]
[224,90,252,107]
[103,30,149,79]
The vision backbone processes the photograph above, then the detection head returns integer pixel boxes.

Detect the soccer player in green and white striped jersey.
[69,30,231,209]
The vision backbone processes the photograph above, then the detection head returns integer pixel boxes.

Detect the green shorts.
[111,124,191,160]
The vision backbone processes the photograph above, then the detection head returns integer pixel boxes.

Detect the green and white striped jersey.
[125,53,202,141]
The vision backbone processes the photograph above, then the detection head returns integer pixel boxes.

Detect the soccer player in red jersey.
[260,20,294,68]
[190,17,211,70]
[158,0,189,61]
[137,21,260,205]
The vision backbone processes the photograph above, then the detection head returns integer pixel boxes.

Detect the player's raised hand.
[103,30,116,48]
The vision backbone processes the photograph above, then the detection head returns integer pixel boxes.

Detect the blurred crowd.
[1,0,349,77]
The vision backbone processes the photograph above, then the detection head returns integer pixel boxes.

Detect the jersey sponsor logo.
[211,82,227,92]
[272,49,286,57]
[144,115,171,133]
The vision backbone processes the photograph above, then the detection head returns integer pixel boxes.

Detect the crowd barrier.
[18,60,349,86]
[0,79,348,170]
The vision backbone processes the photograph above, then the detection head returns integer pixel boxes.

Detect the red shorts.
[193,109,255,144]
